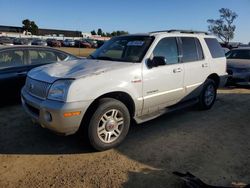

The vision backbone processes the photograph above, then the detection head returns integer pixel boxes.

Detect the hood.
[28,59,134,83]
[227,59,250,69]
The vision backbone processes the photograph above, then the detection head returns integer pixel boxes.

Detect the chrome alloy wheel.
[204,84,215,106]
[97,109,124,143]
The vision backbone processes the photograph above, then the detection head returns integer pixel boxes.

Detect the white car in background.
[63,39,75,47]
[22,30,227,151]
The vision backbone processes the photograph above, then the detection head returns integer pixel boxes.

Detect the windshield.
[226,49,250,59]
[88,36,154,62]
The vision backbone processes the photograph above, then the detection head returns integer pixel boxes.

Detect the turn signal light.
[63,111,81,117]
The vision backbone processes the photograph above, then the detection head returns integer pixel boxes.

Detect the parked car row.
[0,36,105,48]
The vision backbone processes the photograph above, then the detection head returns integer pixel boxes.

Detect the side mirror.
[147,56,166,68]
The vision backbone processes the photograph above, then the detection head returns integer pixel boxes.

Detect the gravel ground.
[0,88,249,188]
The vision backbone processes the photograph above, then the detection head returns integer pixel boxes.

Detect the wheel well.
[96,92,135,117]
[207,74,220,88]
[80,92,135,130]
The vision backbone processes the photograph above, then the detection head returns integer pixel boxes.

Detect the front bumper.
[21,88,92,135]
[226,72,250,86]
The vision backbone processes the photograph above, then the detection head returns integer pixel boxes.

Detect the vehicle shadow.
[117,91,250,187]
[0,104,93,155]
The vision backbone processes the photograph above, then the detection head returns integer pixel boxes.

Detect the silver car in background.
[63,39,75,47]
[226,48,250,86]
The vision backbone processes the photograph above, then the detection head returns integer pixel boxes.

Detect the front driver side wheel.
[88,98,130,151]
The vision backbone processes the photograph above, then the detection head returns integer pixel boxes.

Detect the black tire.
[198,79,217,110]
[88,98,130,151]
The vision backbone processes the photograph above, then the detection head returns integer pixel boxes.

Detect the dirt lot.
[55,47,95,57]
[0,88,250,187]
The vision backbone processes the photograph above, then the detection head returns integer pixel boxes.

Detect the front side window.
[152,37,179,65]
[0,50,24,69]
[89,36,154,63]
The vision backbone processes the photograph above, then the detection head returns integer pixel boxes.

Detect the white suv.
[21,30,227,151]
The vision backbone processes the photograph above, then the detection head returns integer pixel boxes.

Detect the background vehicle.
[63,39,75,47]
[31,39,47,46]
[0,46,78,103]
[74,40,92,48]
[0,37,14,45]
[46,39,61,47]
[22,30,227,151]
[13,38,31,45]
[58,40,64,47]
[84,39,98,48]
[226,48,250,86]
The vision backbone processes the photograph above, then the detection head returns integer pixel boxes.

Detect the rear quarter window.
[204,38,225,58]
[0,50,24,69]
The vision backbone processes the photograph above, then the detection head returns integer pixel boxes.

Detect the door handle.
[202,63,208,68]
[173,68,182,73]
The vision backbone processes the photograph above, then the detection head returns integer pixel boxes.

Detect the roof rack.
[150,29,209,35]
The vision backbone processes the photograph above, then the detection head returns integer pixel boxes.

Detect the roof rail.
[150,29,209,35]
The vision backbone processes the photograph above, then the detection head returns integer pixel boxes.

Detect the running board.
[135,98,199,124]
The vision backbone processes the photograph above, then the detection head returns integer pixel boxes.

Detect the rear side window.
[204,38,225,58]
[0,50,24,69]
[29,50,58,64]
[181,37,202,62]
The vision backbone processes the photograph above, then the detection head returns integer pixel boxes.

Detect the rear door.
[180,37,210,99]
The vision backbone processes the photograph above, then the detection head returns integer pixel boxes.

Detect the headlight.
[47,80,73,101]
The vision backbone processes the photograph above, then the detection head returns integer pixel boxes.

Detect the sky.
[0,0,249,43]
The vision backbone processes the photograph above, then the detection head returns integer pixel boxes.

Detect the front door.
[142,37,185,114]
[180,37,210,99]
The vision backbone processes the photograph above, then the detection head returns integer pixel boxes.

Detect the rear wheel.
[198,79,217,110]
[88,98,130,151]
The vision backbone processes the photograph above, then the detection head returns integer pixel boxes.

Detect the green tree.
[111,30,129,36]
[207,8,238,45]
[106,32,112,37]
[22,19,31,31]
[97,28,103,36]
[111,31,117,36]
[30,21,38,35]
[22,19,38,35]
[91,30,97,35]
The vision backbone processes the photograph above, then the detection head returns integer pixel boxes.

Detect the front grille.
[25,77,51,99]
